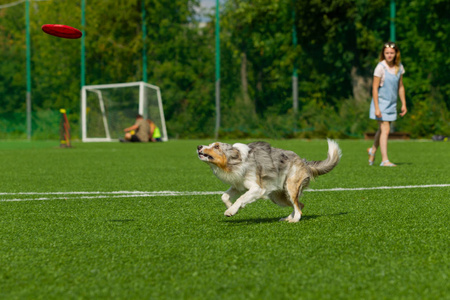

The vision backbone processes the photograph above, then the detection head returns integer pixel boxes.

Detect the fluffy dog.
[197,139,341,222]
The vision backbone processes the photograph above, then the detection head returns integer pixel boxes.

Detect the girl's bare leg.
[379,121,391,162]
[372,126,381,153]
[368,124,381,165]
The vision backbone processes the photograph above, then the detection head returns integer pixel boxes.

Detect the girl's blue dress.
[370,63,401,121]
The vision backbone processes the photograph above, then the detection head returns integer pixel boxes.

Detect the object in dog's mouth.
[197,146,213,160]
[199,152,213,160]
[197,140,342,223]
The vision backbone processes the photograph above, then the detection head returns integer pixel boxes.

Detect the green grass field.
[1,139,449,299]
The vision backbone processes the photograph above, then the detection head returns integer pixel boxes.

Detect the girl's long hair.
[379,42,401,75]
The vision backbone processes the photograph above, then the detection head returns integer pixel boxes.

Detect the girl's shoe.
[380,160,396,167]
[367,148,375,166]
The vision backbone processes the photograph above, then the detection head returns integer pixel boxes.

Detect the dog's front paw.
[221,193,234,208]
[224,205,239,217]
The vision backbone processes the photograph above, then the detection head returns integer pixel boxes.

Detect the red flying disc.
[41,24,82,39]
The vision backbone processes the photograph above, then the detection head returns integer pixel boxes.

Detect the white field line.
[306,184,450,192]
[0,191,223,202]
[1,184,449,202]
[0,191,222,196]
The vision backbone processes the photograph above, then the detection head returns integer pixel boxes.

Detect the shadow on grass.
[223,212,349,225]
[107,219,135,222]
[394,162,413,166]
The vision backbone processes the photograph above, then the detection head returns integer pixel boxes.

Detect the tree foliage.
[0,0,448,139]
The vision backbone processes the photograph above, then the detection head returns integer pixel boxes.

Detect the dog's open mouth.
[198,151,213,161]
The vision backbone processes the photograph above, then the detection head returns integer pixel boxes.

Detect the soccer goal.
[81,81,168,142]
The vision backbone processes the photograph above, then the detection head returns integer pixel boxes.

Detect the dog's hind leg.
[221,187,241,208]
[281,170,309,223]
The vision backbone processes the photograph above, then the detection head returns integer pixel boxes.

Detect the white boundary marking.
[1,184,449,202]
[306,184,450,192]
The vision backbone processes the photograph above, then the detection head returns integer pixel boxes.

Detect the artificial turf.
[0,139,449,299]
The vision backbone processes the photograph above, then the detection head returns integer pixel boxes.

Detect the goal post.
[81,81,168,142]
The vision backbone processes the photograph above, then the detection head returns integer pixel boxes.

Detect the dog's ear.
[228,148,242,165]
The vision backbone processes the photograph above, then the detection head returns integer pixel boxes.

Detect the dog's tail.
[306,139,342,177]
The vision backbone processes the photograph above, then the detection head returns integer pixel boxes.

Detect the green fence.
[0,110,77,140]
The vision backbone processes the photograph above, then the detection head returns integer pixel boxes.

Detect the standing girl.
[368,42,407,166]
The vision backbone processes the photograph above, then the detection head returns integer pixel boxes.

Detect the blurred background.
[0,0,448,140]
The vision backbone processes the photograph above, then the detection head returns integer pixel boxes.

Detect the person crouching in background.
[122,114,150,142]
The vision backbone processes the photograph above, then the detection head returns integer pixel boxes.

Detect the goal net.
[81,81,168,142]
